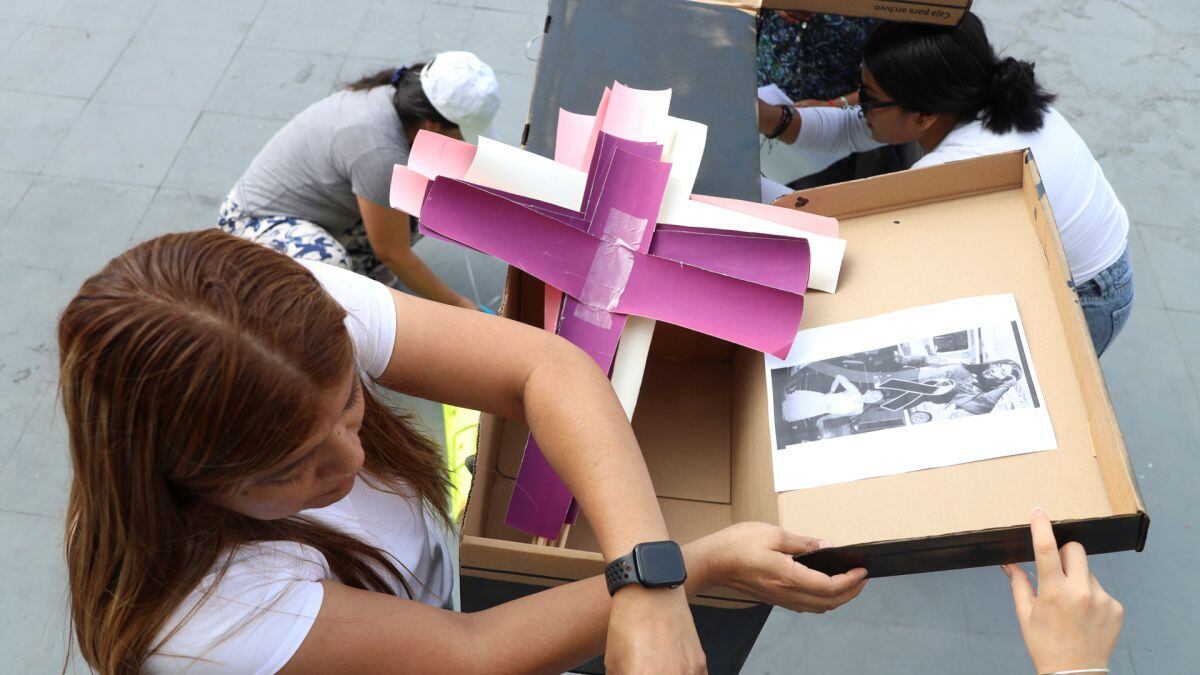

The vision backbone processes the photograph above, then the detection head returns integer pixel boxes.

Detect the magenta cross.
[415,129,813,540]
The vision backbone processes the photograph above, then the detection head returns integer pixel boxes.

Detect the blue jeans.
[1077,247,1134,356]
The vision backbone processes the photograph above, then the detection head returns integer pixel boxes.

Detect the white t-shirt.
[795,106,1129,282]
[146,261,457,674]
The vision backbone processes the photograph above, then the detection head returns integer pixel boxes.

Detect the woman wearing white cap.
[218,51,500,310]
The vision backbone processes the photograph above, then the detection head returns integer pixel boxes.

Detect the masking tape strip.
[573,207,648,327]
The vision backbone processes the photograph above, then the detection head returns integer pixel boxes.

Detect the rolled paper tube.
[408,129,477,180]
[389,164,430,217]
[602,82,672,143]
[464,136,587,211]
[691,193,839,238]
[555,108,596,171]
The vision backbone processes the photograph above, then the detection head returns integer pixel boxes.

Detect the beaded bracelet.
[766,104,793,139]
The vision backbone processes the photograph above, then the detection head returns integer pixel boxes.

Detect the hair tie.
[390,66,409,86]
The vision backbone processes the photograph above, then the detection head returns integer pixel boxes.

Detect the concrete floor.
[0,0,1194,672]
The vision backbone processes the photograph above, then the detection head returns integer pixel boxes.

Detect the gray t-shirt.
[233,86,410,235]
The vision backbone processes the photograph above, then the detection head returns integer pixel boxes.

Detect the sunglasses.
[857,86,902,118]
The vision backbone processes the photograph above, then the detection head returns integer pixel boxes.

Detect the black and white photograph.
[770,319,1040,449]
[765,295,1057,492]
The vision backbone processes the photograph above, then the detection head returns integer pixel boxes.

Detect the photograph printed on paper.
[770,320,1040,450]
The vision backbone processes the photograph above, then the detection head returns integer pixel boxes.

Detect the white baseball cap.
[420,51,501,143]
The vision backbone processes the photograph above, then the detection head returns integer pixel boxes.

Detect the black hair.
[863,12,1056,134]
[965,359,1024,390]
[344,64,456,132]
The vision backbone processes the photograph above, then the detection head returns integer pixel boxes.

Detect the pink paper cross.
[391,84,834,540]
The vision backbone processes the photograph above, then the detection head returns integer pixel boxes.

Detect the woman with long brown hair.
[59,230,874,674]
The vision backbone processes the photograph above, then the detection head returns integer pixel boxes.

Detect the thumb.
[776,529,832,556]
[1003,564,1035,623]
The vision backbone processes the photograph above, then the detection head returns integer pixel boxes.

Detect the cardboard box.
[699,0,972,25]
[460,150,1148,603]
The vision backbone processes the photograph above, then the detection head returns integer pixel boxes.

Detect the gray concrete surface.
[0,0,1193,672]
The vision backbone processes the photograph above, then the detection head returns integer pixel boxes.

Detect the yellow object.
[442,404,480,520]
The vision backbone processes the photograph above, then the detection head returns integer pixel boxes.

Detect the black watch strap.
[605,541,686,596]
[604,552,638,596]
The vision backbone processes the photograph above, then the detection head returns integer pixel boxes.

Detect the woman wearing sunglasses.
[758,12,1132,356]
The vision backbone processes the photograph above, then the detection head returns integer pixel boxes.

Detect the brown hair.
[59,230,451,674]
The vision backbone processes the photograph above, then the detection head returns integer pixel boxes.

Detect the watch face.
[634,541,687,588]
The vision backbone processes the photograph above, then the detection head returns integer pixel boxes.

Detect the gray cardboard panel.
[525,0,760,202]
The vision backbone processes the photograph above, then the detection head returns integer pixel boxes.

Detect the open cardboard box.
[460,150,1148,606]
[697,0,972,25]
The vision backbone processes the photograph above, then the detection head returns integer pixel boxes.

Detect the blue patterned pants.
[217,192,400,287]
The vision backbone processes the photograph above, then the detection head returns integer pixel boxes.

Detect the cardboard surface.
[773,188,1111,543]
[492,326,734,503]
[462,152,1145,591]
[698,0,972,25]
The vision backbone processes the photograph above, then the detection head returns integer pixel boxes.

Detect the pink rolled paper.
[690,193,839,238]
[650,225,811,296]
[389,164,430,216]
[601,82,671,143]
[555,109,596,172]
[579,86,612,171]
[408,129,477,180]
[547,107,601,333]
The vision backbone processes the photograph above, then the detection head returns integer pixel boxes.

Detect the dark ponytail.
[863,12,1055,134]
[983,56,1054,134]
[344,64,455,131]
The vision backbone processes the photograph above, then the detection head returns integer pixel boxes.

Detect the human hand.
[1002,508,1123,674]
[795,99,827,108]
[705,522,868,613]
[606,586,706,674]
[775,10,816,24]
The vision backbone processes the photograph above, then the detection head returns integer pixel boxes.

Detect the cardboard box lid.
[762,151,1145,548]
[698,0,972,25]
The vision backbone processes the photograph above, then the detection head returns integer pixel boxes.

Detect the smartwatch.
[604,540,687,596]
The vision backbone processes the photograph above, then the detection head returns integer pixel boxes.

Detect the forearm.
[793,107,884,155]
[467,537,721,674]
[760,101,803,144]
[382,249,473,309]
[355,195,475,309]
[520,343,668,557]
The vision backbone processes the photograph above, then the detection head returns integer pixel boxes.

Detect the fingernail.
[818,539,832,549]
[1000,564,1011,577]
[1032,506,1045,517]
